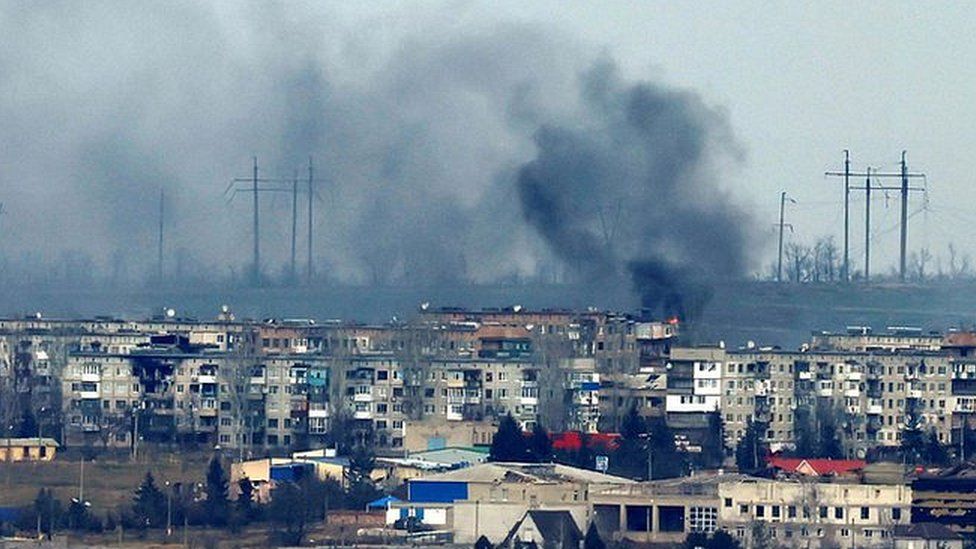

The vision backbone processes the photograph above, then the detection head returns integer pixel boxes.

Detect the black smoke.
[0,4,754,309]
[517,62,754,319]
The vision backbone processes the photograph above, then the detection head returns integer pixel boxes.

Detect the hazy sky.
[1,2,973,283]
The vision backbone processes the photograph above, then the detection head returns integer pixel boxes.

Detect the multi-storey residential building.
[62,335,330,453]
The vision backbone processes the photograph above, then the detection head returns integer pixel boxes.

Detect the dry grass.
[0,450,213,511]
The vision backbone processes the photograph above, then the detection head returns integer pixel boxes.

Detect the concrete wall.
[450,502,589,545]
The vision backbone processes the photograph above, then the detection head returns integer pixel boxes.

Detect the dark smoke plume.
[517,62,754,319]
[0,4,754,312]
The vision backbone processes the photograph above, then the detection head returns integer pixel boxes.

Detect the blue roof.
[367,495,401,509]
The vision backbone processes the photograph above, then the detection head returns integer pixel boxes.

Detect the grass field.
[0,450,213,511]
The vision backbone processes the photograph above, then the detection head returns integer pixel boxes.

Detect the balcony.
[309,408,329,418]
[847,372,863,382]
[81,372,100,383]
[797,371,813,381]
[353,410,373,420]
[79,390,99,400]
[446,410,463,421]
[908,389,923,399]
[520,396,539,406]
[250,376,266,385]
[353,392,373,403]
[846,405,861,415]
[196,374,217,384]
[844,388,861,398]
[867,400,883,415]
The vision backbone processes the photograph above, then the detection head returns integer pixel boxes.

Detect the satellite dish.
[166,308,176,318]
[221,304,229,313]
[420,302,430,311]
[513,304,523,313]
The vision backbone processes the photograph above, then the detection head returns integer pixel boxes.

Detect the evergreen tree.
[817,406,843,459]
[647,416,684,479]
[268,481,310,545]
[735,420,767,472]
[489,413,529,462]
[925,430,950,466]
[792,406,817,457]
[701,410,726,468]
[17,409,38,438]
[528,422,552,463]
[346,443,380,509]
[584,522,606,549]
[236,477,255,522]
[575,431,595,470]
[30,488,62,538]
[684,532,709,549]
[962,422,976,463]
[132,472,166,529]
[610,406,647,479]
[205,456,229,526]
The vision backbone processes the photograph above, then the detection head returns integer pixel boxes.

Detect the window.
[819,507,828,519]
[688,507,717,533]
[787,506,796,519]
[739,504,748,515]
[772,506,780,518]
[861,507,869,520]
[756,505,765,518]
[835,507,844,520]
[840,528,850,537]
[377,370,388,380]
[892,507,901,520]
[724,498,732,508]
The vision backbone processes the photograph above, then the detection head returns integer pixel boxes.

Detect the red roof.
[767,456,865,476]
[551,432,620,451]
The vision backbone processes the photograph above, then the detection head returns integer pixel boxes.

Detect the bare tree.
[948,243,972,280]
[784,242,812,283]
[221,329,259,461]
[908,248,933,282]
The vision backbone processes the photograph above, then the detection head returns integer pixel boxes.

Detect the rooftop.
[413,462,634,485]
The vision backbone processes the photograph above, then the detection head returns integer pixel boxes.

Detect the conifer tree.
[205,456,229,526]
[528,422,552,463]
[489,413,529,462]
[133,472,166,529]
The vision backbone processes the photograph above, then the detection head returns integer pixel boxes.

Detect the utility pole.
[864,168,872,282]
[307,157,314,284]
[826,152,926,282]
[251,157,260,285]
[228,159,306,286]
[777,191,795,283]
[291,170,298,283]
[824,151,852,281]
[900,151,909,281]
[157,188,164,282]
